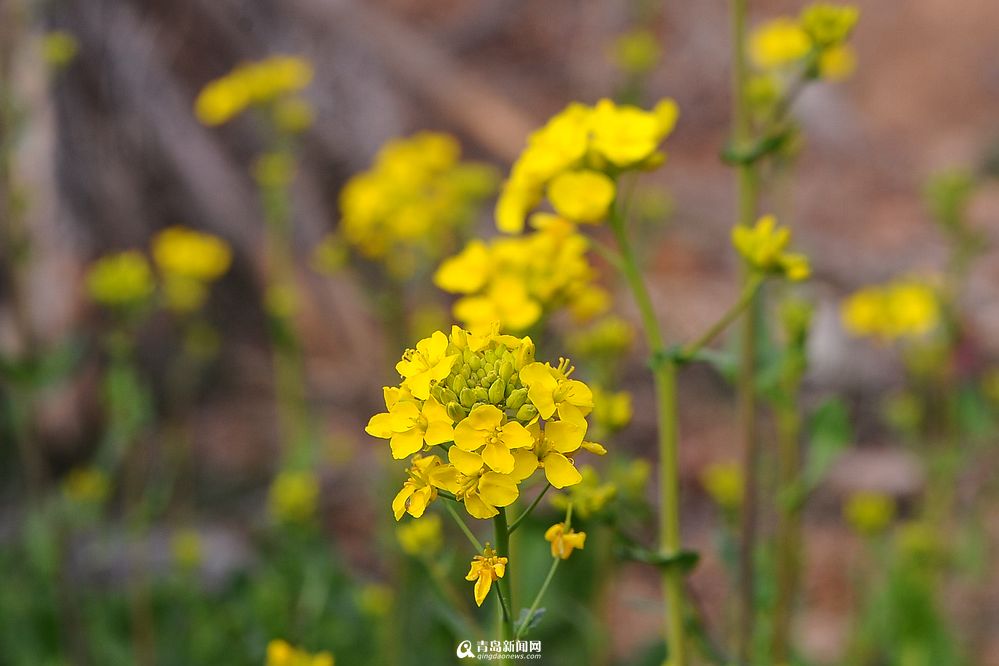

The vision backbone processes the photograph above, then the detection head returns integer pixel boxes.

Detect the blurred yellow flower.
[732,214,811,281]
[357,583,394,618]
[62,467,110,504]
[170,529,203,570]
[750,18,811,69]
[152,226,232,283]
[800,4,859,47]
[841,279,940,342]
[819,44,856,81]
[700,461,743,511]
[545,522,586,559]
[465,545,507,607]
[611,29,661,75]
[551,466,616,519]
[272,97,314,134]
[195,55,313,127]
[86,250,155,307]
[844,491,895,535]
[396,513,443,557]
[266,639,334,666]
[547,170,616,223]
[268,470,320,524]
[591,387,633,432]
[41,31,78,68]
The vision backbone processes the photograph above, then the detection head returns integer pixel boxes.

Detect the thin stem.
[493,509,514,660]
[729,0,762,660]
[608,204,686,666]
[444,502,484,552]
[515,558,559,640]
[508,483,552,536]
[679,276,764,362]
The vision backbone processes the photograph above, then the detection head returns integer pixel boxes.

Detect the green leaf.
[514,607,546,634]
[801,397,853,493]
[617,544,700,573]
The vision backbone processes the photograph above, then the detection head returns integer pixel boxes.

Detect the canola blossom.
[367,325,604,521]
[465,545,508,607]
[434,215,608,333]
[731,214,811,281]
[841,279,940,342]
[86,250,156,308]
[152,226,233,312]
[195,55,313,127]
[749,3,859,81]
[266,639,334,666]
[337,132,497,278]
[268,470,320,524]
[495,98,679,234]
[544,522,586,560]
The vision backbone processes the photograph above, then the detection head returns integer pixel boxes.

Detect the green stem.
[508,483,552,536]
[608,205,686,666]
[729,0,761,660]
[493,509,514,661]
[679,276,764,362]
[515,503,573,640]
[444,502,484,553]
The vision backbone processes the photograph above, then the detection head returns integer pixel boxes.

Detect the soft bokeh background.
[3,0,999,663]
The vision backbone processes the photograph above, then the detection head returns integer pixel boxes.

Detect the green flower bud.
[451,374,467,395]
[439,388,458,405]
[473,387,490,404]
[476,367,486,380]
[446,401,466,422]
[461,366,471,380]
[459,388,477,408]
[499,361,514,384]
[516,403,539,422]
[466,352,481,371]
[488,378,506,404]
[483,372,498,387]
[506,388,528,410]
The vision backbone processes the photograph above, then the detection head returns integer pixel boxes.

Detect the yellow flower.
[433,240,491,294]
[544,522,586,559]
[268,470,320,524]
[591,388,633,431]
[700,462,744,511]
[170,529,202,570]
[396,331,460,400]
[465,546,508,607]
[547,170,616,223]
[844,491,895,535]
[366,395,454,459]
[800,3,859,47]
[590,98,679,168]
[819,44,856,81]
[86,250,155,307]
[266,639,334,666]
[750,18,811,69]
[611,29,661,75]
[152,226,232,283]
[392,454,443,520]
[396,513,443,557]
[453,278,542,334]
[452,405,533,475]
[551,466,616,518]
[519,359,593,421]
[273,97,314,134]
[41,31,78,68]
[526,414,586,488]
[430,465,523,520]
[841,279,939,341]
[731,214,811,281]
[62,467,110,504]
[195,56,313,127]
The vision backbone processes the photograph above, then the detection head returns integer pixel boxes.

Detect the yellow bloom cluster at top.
[434,215,607,333]
[731,214,811,281]
[841,279,940,342]
[265,639,334,666]
[496,98,679,234]
[366,325,605,521]
[338,132,497,278]
[195,55,313,127]
[750,4,859,81]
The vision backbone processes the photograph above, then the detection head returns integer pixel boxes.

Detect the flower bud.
[459,388,477,408]
[451,374,467,395]
[506,388,528,410]
[447,402,467,422]
[461,366,471,380]
[466,352,481,371]
[473,387,490,404]
[439,388,459,405]
[516,403,539,422]
[488,378,506,404]
[483,372,498,387]
[499,361,514,384]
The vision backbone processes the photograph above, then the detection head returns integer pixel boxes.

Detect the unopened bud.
[447,402,466,422]
[516,403,539,422]
[459,388,477,408]
[488,378,506,404]
[506,388,528,411]
[473,387,490,404]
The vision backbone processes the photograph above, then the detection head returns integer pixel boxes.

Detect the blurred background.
[2,0,999,664]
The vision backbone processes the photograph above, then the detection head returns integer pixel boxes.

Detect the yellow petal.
[389,429,424,459]
[500,422,534,449]
[542,452,583,488]
[510,450,540,482]
[545,420,585,454]
[448,447,485,476]
[364,412,395,439]
[481,441,516,474]
[473,572,492,607]
[464,493,499,519]
[477,472,519,507]
[407,486,433,518]
[392,484,415,521]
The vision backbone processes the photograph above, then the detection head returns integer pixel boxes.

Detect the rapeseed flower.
[591,387,633,432]
[86,250,155,308]
[396,513,443,557]
[495,98,678,233]
[465,545,507,607]
[170,529,203,570]
[731,214,811,281]
[152,226,232,282]
[841,279,940,342]
[750,18,811,70]
[266,639,334,666]
[268,470,320,524]
[545,522,586,559]
[41,31,78,68]
[844,491,895,535]
[611,29,661,75]
[370,325,603,520]
[550,466,616,519]
[195,55,313,127]
[338,132,496,278]
[800,4,859,47]
[701,461,744,512]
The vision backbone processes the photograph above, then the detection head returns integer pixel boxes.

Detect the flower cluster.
[195,55,313,127]
[366,325,605,521]
[86,227,233,314]
[731,215,811,281]
[152,226,232,312]
[750,3,859,81]
[337,132,497,278]
[495,98,679,234]
[434,216,608,333]
[841,279,940,342]
[265,639,334,666]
